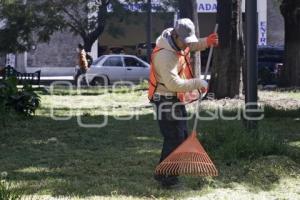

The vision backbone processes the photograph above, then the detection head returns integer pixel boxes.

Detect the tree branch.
[85,0,108,45]
[61,6,86,36]
[48,0,87,37]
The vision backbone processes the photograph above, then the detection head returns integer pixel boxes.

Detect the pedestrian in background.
[74,44,88,86]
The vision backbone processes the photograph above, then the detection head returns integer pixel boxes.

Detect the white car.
[86,54,150,85]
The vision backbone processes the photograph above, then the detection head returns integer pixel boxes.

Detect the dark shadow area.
[264,105,300,118]
[0,111,300,198]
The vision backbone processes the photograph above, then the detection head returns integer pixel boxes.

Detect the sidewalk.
[40,76,73,81]
[39,76,73,85]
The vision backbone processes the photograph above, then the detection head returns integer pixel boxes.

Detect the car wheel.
[91,76,108,86]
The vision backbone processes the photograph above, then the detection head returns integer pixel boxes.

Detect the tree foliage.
[44,0,111,51]
[0,0,63,53]
[0,0,175,53]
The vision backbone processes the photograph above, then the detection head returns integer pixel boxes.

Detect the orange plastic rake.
[155,92,219,177]
[155,131,218,176]
[155,25,219,177]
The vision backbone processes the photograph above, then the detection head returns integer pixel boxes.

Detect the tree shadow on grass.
[0,111,300,198]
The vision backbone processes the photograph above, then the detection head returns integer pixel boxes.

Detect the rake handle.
[192,24,219,133]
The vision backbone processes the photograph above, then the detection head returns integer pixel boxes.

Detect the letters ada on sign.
[198,3,217,13]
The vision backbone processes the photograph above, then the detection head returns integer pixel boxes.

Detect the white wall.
[197,0,267,46]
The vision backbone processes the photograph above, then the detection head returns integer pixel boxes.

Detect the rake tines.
[155,131,218,176]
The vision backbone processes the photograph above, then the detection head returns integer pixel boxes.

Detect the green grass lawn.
[0,87,300,200]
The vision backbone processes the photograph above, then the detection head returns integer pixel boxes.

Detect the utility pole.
[245,0,258,129]
[146,0,152,63]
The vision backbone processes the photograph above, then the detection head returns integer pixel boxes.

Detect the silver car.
[86,54,150,85]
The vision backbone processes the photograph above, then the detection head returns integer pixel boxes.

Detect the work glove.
[199,79,208,94]
[207,33,219,47]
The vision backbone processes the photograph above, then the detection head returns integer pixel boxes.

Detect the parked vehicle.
[258,46,284,85]
[85,54,150,85]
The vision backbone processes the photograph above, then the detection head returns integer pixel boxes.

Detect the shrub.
[0,77,40,116]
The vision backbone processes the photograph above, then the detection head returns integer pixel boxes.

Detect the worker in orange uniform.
[148,18,219,188]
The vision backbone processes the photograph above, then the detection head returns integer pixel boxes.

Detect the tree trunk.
[210,0,244,99]
[83,38,96,52]
[178,0,202,78]
[280,0,300,86]
[83,1,108,52]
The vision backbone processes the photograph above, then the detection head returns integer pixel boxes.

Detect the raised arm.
[189,33,219,52]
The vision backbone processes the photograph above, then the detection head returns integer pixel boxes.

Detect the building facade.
[4,0,284,75]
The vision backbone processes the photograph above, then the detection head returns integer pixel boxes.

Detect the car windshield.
[93,56,105,65]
